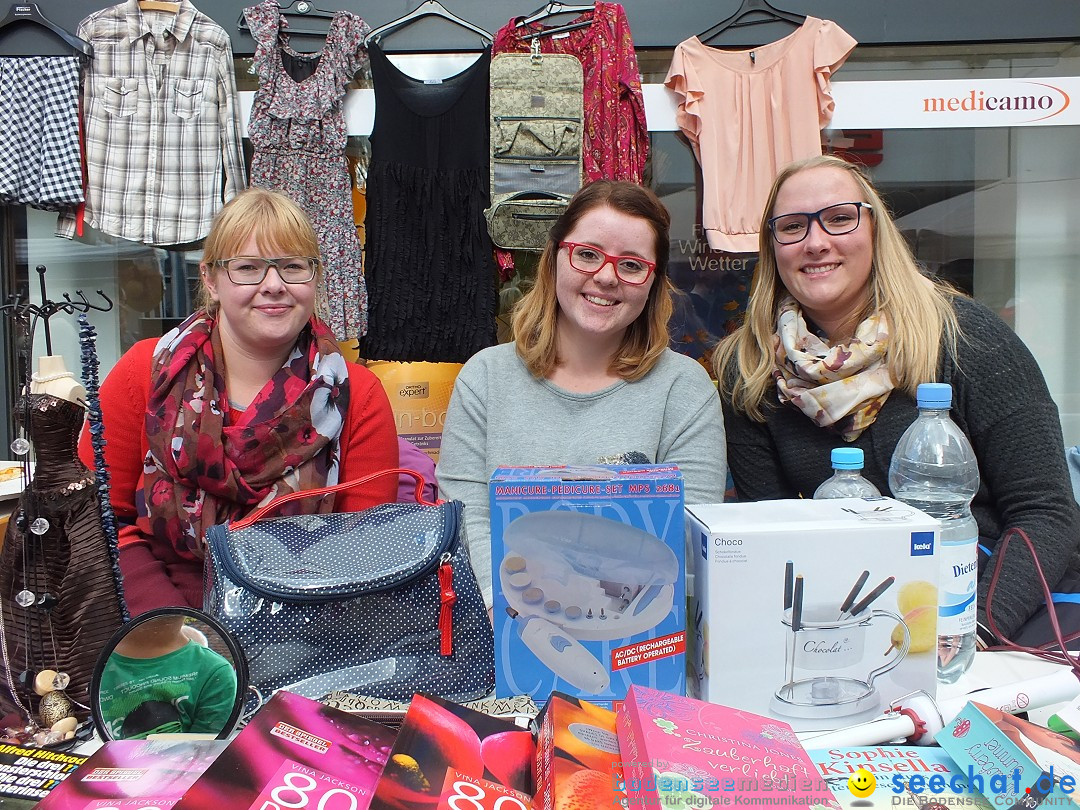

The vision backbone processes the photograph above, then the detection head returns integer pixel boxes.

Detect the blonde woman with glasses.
[80,188,398,616]
[438,180,727,611]
[715,155,1080,647]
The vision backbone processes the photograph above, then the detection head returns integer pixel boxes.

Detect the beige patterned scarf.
[772,296,894,441]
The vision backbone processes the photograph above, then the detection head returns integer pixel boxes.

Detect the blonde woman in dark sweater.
[715,155,1080,647]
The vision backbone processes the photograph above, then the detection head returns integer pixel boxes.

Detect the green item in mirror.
[90,608,247,741]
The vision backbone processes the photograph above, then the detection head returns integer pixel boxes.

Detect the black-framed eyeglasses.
[767,202,873,245]
[559,241,656,286]
[214,256,319,285]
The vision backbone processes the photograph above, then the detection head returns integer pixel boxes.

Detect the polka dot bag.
[203,469,495,703]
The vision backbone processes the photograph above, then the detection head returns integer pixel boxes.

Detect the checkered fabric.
[0,56,84,211]
[59,0,246,245]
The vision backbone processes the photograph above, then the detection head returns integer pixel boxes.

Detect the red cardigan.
[78,338,399,616]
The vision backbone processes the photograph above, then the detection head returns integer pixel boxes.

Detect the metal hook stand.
[0,266,117,746]
[1,265,114,356]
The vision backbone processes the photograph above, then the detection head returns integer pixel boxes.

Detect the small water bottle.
[813,448,881,499]
[888,382,980,684]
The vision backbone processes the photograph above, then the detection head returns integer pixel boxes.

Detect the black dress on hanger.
[358,43,497,363]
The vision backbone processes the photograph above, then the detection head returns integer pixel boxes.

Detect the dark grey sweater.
[722,295,1080,639]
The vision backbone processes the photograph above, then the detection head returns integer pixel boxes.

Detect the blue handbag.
[203,470,494,703]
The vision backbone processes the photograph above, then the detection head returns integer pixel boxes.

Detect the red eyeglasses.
[560,242,656,286]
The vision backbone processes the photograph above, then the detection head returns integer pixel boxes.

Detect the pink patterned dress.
[244,0,370,340]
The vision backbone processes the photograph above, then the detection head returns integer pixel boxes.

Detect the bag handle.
[984,527,1080,676]
[230,468,438,531]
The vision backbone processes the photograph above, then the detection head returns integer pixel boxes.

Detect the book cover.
[174,690,395,810]
[35,739,226,809]
[807,745,994,808]
[368,692,534,810]
[0,742,87,805]
[616,684,839,808]
[533,692,626,810]
[937,701,1080,806]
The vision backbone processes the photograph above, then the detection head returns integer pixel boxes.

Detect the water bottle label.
[938,534,978,635]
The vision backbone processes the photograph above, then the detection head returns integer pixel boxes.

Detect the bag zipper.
[493,115,581,123]
[510,212,561,220]
[438,552,455,656]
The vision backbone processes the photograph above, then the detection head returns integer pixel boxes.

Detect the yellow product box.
[366,361,462,463]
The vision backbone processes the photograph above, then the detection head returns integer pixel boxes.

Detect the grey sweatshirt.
[437,343,727,605]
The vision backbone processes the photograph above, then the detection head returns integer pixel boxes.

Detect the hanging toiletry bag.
[485,49,583,252]
[203,469,494,703]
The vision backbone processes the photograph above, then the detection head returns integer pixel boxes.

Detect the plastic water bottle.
[888,382,980,684]
[813,448,881,499]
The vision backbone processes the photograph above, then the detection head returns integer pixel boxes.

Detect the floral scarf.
[772,295,894,441]
[141,312,350,560]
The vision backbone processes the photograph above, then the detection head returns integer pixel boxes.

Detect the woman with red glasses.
[438,180,727,610]
[715,155,1080,648]
[80,188,398,616]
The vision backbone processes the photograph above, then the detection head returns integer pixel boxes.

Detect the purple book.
[175,690,395,810]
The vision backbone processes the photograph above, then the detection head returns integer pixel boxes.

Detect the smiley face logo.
[848,768,876,798]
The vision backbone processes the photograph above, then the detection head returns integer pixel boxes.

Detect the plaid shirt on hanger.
[58,0,246,245]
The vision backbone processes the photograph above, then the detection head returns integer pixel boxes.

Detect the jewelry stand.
[0,266,124,748]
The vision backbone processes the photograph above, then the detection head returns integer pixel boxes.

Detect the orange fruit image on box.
[534,693,627,810]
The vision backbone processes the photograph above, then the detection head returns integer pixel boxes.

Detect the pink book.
[368,693,534,810]
[616,685,840,808]
[174,690,395,809]
[36,739,227,809]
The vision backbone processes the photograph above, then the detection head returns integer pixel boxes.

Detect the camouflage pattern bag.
[487,48,583,249]
[485,190,573,250]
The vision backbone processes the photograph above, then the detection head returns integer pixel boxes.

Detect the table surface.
[945,649,1077,723]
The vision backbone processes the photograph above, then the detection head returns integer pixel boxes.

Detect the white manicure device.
[500,510,678,695]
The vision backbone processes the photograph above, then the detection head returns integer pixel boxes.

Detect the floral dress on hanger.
[244,0,371,340]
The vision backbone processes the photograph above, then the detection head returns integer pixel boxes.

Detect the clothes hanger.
[514,2,594,29]
[0,3,93,57]
[364,0,492,49]
[698,0,806,44]
[516,2,596,40]
[138,0,180,13]
[237,0,339,38]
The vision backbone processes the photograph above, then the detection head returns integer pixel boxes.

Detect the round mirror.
[89,608,248,741]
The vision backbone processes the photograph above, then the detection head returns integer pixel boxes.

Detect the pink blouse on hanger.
[666,17,857,253]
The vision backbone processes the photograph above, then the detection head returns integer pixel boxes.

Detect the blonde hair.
[714,155,960,421]
[197,188,323,315]
[512,180,674,382]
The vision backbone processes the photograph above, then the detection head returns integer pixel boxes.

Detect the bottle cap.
[916,382,953,409]
[830,447,864,470]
